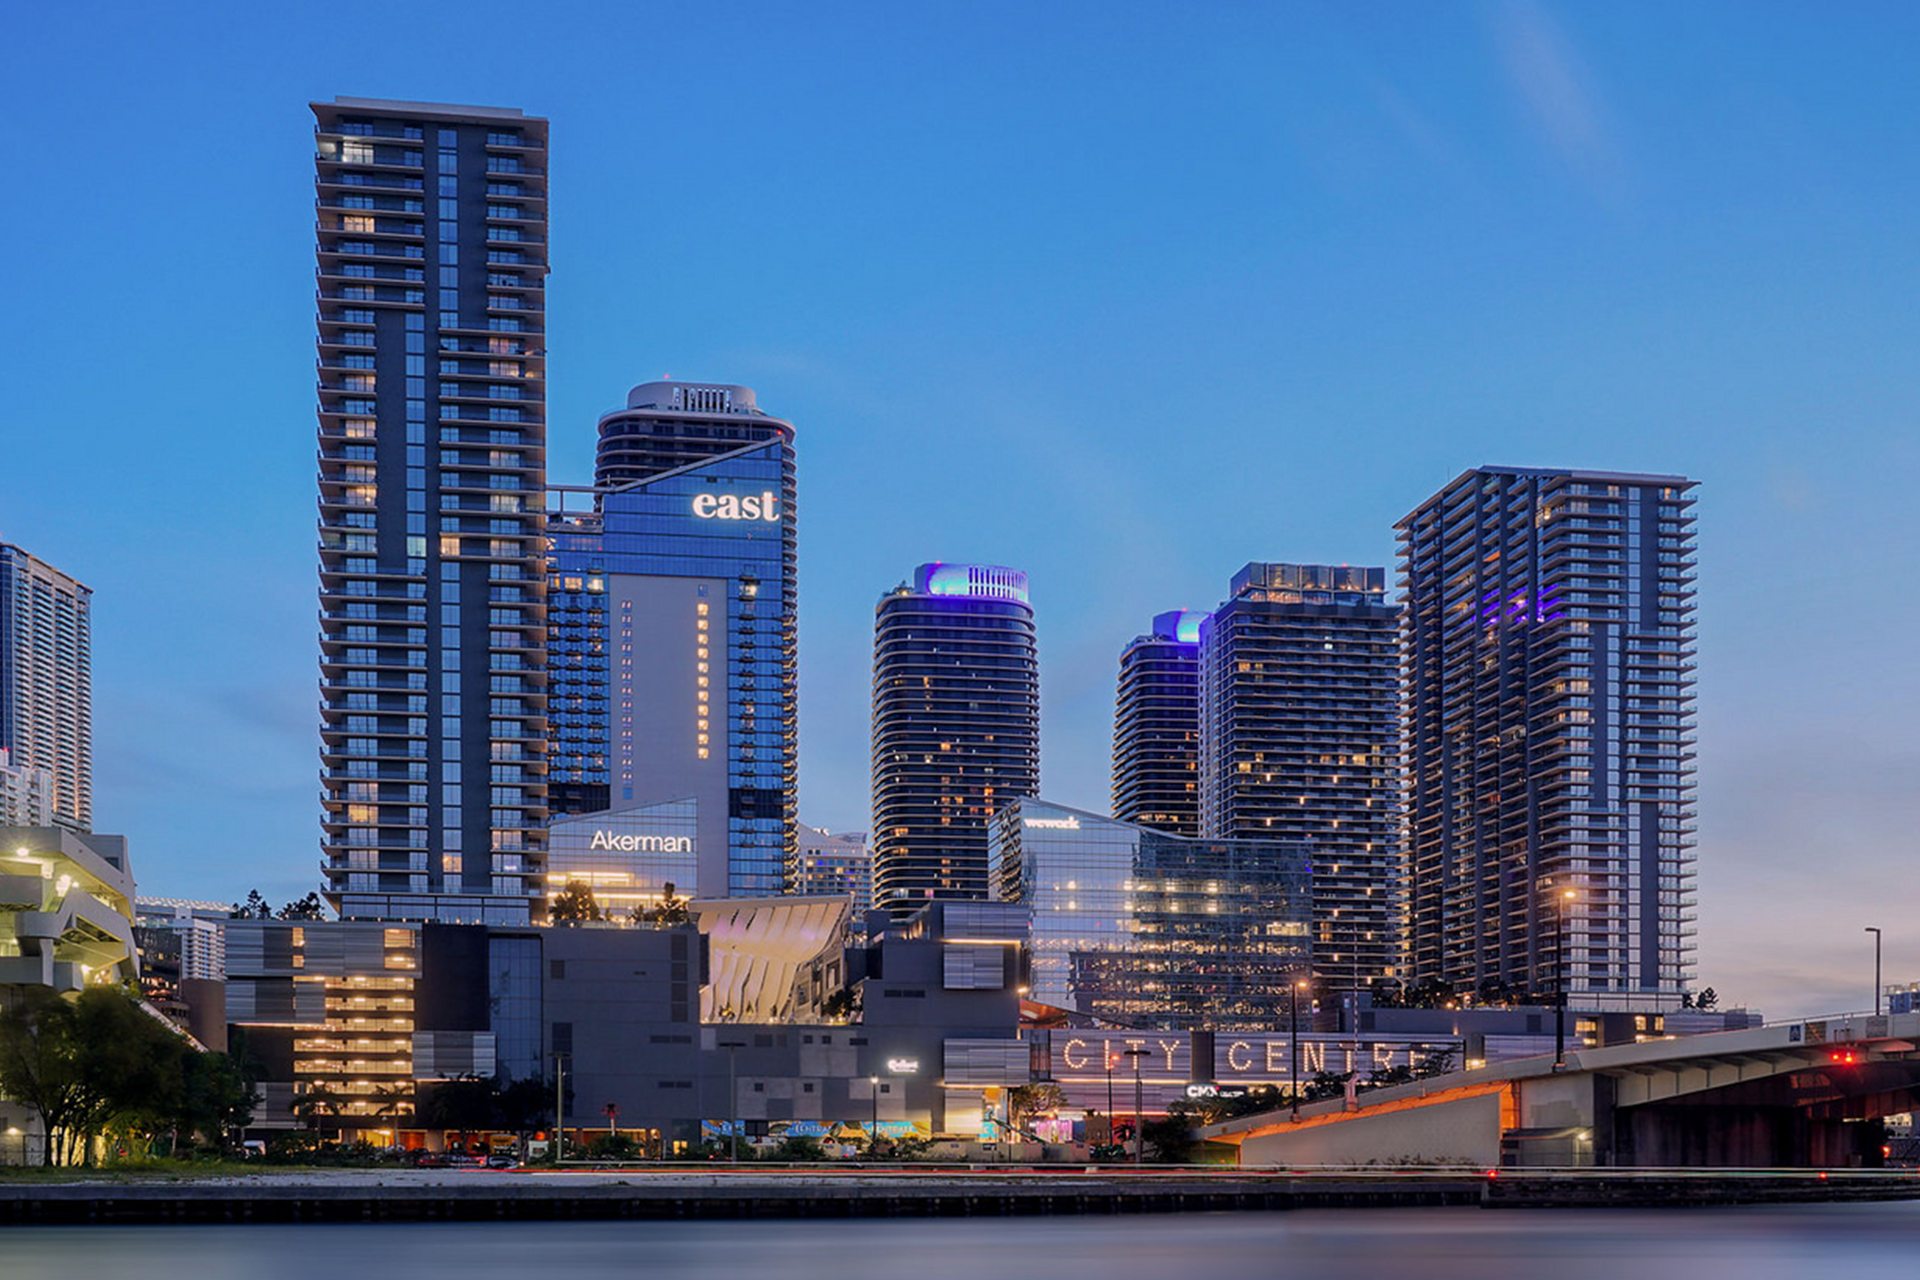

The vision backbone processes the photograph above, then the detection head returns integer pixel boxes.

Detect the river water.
[9,1203,1920,1279]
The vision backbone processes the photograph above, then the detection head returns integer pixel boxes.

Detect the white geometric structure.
[0,826,137,992]
[694,895,849,1023]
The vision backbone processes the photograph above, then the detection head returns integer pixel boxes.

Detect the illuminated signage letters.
[886,1057,920,1074]
[588,830,694,854]
[1022,815,1081,831]
[692,490,781,522]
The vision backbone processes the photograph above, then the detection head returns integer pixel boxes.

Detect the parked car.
[485,1154,518,1170]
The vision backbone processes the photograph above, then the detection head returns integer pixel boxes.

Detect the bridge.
[1202,1011,1920,1168]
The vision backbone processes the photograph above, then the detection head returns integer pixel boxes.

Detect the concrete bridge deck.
[1203,1011,1920,1168]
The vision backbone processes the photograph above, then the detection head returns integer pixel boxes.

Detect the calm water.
[8,1204,1920,1279]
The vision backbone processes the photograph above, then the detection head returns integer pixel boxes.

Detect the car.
[411,1152,448,1168]
[485,1154,518,1170]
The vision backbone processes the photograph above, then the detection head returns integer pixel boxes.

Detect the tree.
[231,890,273,920]
[1302,1069,1353,1104]
[551,880,602,924]
[1396,976,1454,1010]
[169,1050,258,1156]
[820,987,862,1021]
[1696,987,1719,1012]
[0,986,191,1165]
[1005,1082,1066,1141]
[1142,1109,1200,1163]
[291,1082,348,1134]
[278,893,327,921]
[421,1075,498,1149]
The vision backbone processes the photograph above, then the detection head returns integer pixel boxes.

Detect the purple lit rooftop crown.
[913,563,1029,604]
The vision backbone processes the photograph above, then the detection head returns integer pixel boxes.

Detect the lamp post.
[869,1074,880,1159]
[1554,888,1576,1071]
[1866,927,1883,1017]
[1289,979,1308,1121]
[552,1051,568,1163]
[1122,1047,1149,1165]
[719,1039,746,1161]
[1104,1050,1117,1135]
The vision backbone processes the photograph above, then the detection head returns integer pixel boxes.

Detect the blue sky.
[4,2,1918,1017]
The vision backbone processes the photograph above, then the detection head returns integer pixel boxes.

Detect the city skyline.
[6,3,1920,1017]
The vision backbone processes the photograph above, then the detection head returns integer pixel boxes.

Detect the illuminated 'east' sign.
[692,491,780,522]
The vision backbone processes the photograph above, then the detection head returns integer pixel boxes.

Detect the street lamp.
[869,1074,880,1159]
[1866,927,1883,1018]
[719,1039,747,1161]
[1104,1050,1117,1144]
[1122,1047,1149,1165]
[1554,888,1576,1071]
[1289,979,1308,1121]
[551,1051,568,1163]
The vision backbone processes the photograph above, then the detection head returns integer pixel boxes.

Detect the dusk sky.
[4,2,1917,1019]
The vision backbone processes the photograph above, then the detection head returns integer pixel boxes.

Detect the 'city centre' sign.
[589,830,694,853]
[692,490,781,522]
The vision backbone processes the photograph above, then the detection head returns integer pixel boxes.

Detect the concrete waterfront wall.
[1239,1093,1503,1168]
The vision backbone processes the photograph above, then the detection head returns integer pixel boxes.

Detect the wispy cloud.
[1489,1,1631,204]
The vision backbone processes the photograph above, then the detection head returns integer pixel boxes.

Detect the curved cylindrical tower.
[871,564,1039,915]
[1112,609,1201,837]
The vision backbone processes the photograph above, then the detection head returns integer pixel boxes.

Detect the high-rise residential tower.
[547,380,797,900]
[0,544,91,833]
[1198,563,1402,997]
[1111,609,1202,837]
[871,564,1039,915]
[313,98,549,924]
[1398,467,1698,1011]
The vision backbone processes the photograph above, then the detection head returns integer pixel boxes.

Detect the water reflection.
[9,1203,1920,1280]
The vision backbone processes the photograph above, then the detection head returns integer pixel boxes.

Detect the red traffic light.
[1829,1049,1862,1066]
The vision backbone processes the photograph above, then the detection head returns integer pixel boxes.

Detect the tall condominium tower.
[313,98,550,924]
[0,544,91,833]
[1398,467,1698,1011]
[871,564,1039,915]
[1111,609,1201,836]
[547,380,797,899]
[1198,563,1402,997]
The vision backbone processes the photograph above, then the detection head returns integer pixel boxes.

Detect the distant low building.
[0,748,55,828]
[791,827,869,913]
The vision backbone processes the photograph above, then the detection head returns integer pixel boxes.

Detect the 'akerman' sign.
[588,830,694,853]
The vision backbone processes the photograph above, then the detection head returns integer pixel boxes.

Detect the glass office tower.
[1198,563,1402,998]
[547,381,797,898]
[990,799,1310,1030]
[1112,609,1201,837]
[871,564,1039,915]
[313,98,549,923]
[0,544,91,834]
[1398,467,1698,1011]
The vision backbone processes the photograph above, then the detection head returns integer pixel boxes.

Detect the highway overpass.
[1203,1011,1920,1168]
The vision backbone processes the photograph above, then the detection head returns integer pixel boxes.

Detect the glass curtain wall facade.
[871,564,1039,915]
[1111,609,1201,836]
[547,382,797,898]
[990,800,1310,1030]
[1398,467,1698,1011]
[0,544,92,833]
[314,98,549,924]
[1197,563,1402,998]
